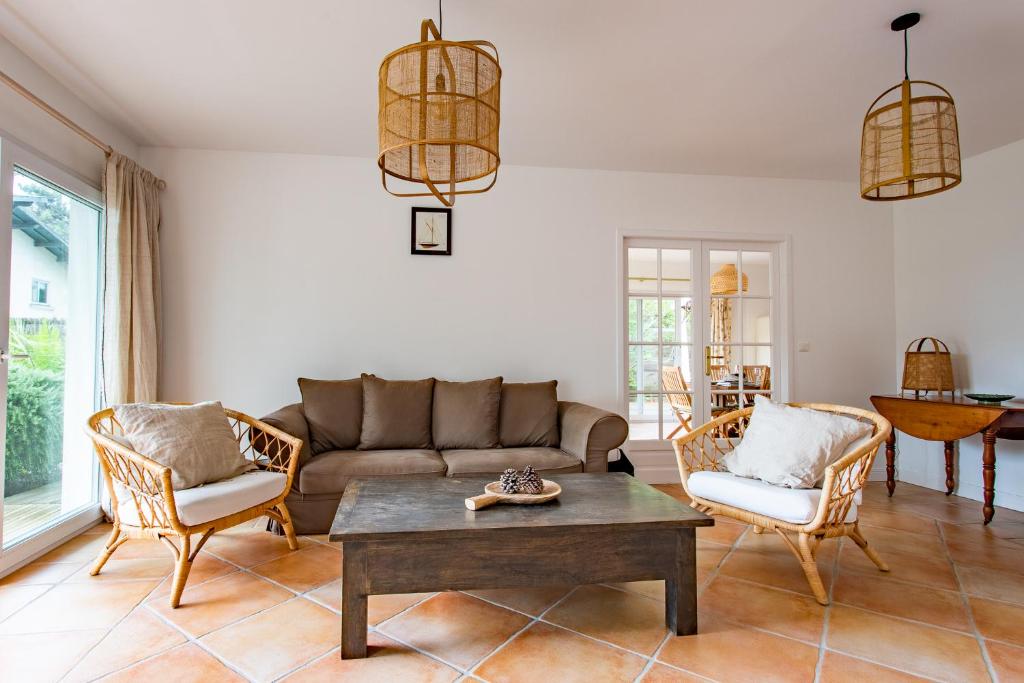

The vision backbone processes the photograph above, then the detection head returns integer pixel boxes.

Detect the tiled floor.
[2,481,1024,682]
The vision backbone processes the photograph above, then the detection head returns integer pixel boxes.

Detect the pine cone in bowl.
[518,465,544,494]
[498,468,520,494]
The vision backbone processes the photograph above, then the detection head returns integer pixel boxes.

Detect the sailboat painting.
[411,207,452,255]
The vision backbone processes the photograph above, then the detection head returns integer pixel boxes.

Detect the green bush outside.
[4,320,65,497]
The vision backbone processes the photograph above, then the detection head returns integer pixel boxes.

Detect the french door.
[0,138,103,570]
[623,237,784,446]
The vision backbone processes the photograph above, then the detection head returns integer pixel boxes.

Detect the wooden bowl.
[465,480,561,510]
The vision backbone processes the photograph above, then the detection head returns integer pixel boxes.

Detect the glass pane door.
[703,245,776,422]
[1,164,101,549]
[626,243,698,441]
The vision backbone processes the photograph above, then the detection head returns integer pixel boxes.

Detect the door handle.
[0,350,29,363]
[705,346,711,376]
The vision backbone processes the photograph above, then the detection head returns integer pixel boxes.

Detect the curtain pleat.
[100,151,162,405]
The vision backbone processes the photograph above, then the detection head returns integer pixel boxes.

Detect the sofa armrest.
[557,401,628,472]
[260,403,311,469]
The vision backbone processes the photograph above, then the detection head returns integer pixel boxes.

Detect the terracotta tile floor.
[2,481,1023,682]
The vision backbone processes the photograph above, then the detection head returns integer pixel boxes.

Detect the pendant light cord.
[438,0,443,37]
[903,28,909,80]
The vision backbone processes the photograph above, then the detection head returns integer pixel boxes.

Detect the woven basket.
[901,337,954,395]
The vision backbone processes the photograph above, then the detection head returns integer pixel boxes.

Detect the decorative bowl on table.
[964,393,1015,405]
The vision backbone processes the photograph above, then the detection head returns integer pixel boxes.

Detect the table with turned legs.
[870,394,1024,524]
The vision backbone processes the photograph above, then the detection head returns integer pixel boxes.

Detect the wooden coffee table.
[329,473,713,658]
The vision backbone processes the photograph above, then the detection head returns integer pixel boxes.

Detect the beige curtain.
[711,298,732,366]
[101,152,163,405]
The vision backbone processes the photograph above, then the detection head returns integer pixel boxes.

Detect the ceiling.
[2,0,1023,181]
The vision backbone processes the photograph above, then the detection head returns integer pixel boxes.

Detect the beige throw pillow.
[722,396,872,489]
[113,401,255,490]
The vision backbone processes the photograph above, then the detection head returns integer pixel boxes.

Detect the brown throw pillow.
[113,401,254,490]
[432,377,503,450]
[298,377,363,453]
[358,374,435,450]
[499,381,560,447]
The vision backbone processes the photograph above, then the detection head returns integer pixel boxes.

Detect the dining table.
[869,393,1024,524]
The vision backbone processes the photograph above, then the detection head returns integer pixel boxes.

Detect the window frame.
[0,136,105,575]
[617,230,792,453]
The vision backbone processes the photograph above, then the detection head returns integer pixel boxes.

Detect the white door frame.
[0,137,104,576]
[615,228,793,479]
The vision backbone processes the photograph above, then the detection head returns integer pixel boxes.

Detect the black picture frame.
[410,207,452,255]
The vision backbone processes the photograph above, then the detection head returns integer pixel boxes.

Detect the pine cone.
[498,468,520,494]
[518,465,543,494]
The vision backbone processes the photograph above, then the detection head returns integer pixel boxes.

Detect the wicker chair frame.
[84,406,302,607]
[672,403,892,605]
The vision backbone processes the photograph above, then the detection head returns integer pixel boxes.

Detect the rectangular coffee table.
[329,472,713,658]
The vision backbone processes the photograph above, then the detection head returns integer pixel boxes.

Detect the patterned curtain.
[711,298,732,365]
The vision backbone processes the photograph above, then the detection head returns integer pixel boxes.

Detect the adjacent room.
[0,2,1022,681]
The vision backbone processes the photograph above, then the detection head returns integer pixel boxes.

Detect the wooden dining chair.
[709,365,731,382]
[743,365,771,404]
[661,366,694,439]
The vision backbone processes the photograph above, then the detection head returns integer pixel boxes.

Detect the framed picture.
[411,207,452,255]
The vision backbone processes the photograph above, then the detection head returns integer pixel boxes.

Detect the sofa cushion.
[299,449,446,494]
[118,470,287,527]
[687,470,858,524]
[441,447,582,477]
[113,401,254,490]
[433,377,503,450]
[358,375,435,450]
[298,377,363,453]
[498,381,559,447]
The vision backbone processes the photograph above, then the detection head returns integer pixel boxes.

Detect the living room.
[0,1,1022,681]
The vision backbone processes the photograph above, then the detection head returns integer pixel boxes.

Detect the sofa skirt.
[268,490,342,535]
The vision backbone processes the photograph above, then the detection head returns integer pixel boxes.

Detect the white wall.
[893,137,1024,512]
[8,230,66,319]
[0,34,138,185]
[142,148,897,448]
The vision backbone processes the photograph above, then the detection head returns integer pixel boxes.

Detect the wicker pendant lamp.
[710,264,748,295]
[860,12,961,201]
[378,3,500,207]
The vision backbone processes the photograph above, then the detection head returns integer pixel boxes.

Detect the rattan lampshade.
[378,19,500,207]
[861,80,961,200]
[860,13,961,201]
[710,264,748,295]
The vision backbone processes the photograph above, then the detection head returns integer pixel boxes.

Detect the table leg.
[341,542,368,659]
[944,441,956,495]
[666,528,697,636]
[885,430,897,497]
[982,429,997,525]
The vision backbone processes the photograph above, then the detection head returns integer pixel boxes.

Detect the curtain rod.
[0,67,113,155]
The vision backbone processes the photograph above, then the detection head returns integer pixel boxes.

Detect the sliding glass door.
[0,138,103,563]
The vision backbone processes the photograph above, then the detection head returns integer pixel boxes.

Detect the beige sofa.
[260,375,628,533]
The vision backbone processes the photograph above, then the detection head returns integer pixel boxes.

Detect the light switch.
[797,341,811,352]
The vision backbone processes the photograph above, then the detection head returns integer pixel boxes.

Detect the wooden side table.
[869,394,1024,523]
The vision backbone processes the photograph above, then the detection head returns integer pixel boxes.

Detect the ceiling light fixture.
[378,1,501,206]
[860,12,961,201]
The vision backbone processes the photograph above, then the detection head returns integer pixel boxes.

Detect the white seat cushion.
[687,470,858,524]
[118,470,287,527]
[722,396,873,488]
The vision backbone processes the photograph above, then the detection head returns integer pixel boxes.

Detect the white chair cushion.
[722,396,873,488]
[687,470,858,524]
[117,470,287,527]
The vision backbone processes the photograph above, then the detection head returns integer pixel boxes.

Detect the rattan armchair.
[84,406,302,607]
[672,404,891,605]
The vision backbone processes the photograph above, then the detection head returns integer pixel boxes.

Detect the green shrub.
[4,321,66,497]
